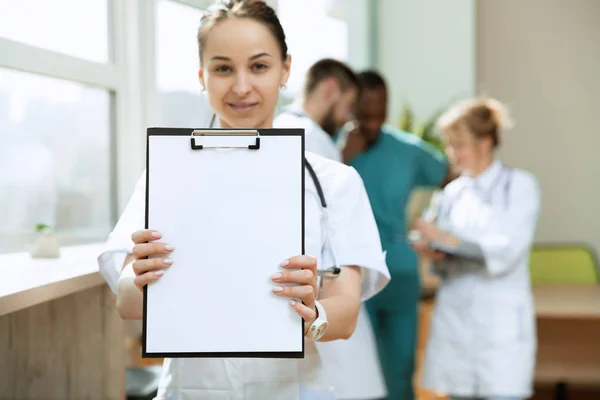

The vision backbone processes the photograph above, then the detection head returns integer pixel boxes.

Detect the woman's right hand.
[130,229,174,291]
[412,239,446,262]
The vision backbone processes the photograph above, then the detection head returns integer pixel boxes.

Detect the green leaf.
[34,223,51,233]
[413,122,425,138]
[421,107,445,139]
[398,103,413,133]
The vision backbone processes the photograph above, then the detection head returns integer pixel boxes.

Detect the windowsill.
[0,243,107,317]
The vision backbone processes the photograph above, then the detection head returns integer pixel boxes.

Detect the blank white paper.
[145,132,303,355]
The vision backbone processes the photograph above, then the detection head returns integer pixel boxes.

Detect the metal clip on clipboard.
[190,129,261,150]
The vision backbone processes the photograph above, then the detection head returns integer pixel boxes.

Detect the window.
[155,0,214,127]
[0,68,112,254]
[0,0,123,255]
[0,0,350,255]
[0,0,110,63]
[277,0,349,100]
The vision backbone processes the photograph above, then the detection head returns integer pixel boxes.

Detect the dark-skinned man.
[341,70,451,400]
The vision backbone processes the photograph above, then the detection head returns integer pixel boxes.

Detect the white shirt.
[97,152,390,400]
[422,160,541,398]
[274,105,342,163]
[274,110,388,399]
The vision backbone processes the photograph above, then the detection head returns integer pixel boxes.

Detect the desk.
[0,244,125,399]
[533,285,600,385]
[415,285,600,399]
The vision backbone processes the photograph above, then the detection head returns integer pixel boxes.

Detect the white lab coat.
[274,105,342,163]
[422,160,541,398]
[98,151,390,400]
[275,108,388,399]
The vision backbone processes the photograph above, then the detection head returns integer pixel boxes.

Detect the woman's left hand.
[271,255,319,334]
[415,219,458,247]
[412,239,446,261]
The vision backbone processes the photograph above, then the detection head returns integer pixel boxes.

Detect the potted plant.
[397,103,446,153]
[28,223,61,259]
[398,103,449,295]
[397,103,449,226]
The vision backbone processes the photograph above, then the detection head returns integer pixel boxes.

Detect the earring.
[280,84,287,91]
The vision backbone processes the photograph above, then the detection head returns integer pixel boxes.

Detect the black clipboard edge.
[142,127,306,359]
[300,126,306,358]
[141,350,304,359]
[147,127,303,136]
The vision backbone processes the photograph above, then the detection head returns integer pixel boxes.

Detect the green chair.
[529,243,599,285]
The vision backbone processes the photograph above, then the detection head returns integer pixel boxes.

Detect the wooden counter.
[533,284,600,385]
[0,244,125,400]
[533,285,600,319]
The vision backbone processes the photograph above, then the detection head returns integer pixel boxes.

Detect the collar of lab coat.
[467,159,504,192]
[283,102,304,114]
[281,103,318,127]
[209,114,220,128]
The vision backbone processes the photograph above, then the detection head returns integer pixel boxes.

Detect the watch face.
[313,321,328,340]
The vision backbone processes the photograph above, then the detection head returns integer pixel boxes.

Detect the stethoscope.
[208,113,341,285]
[441,163,513,220]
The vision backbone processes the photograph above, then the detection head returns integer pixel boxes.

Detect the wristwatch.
[306,300,328,341]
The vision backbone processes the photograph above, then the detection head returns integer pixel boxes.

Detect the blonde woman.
[414,98,541,400]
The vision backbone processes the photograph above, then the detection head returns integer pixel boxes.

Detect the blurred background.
[0,1,598,399]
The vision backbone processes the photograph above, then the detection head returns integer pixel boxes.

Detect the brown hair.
[197,0,287,64]
[437,97,513,148]
[304,58,359,97]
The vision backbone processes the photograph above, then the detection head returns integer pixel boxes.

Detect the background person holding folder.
[413,98,541,400]
[97,1,390,399]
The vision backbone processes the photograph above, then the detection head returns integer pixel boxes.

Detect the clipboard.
[142,127,305,359]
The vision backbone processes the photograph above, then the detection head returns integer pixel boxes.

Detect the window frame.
[0,0,147,251]
[0,0,320,254]
[169,0,214,9]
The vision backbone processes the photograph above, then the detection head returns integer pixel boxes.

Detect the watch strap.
[307,300,328,341]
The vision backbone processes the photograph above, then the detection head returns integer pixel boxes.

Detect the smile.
[228,102,259,113]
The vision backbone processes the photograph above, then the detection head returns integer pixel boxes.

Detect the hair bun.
[437,96,513,149]
[481,98,513,131]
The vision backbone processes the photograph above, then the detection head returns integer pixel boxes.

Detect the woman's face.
[199,18,291,129]
[444,125,492,173]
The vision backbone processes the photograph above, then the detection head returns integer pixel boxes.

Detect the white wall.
[377,0,475,123]
[476,0,600,251]
[326,0,372,70]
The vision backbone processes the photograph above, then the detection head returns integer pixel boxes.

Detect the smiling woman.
[197,1,290,129]
[98,1,390,399]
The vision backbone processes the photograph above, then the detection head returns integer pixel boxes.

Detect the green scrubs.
[349,125,447,400]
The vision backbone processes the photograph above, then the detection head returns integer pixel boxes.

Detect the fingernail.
[280,259,290,267]
[272,286,283,293]
[271,272,282,280]
[151,231,162,239]
[164,259,173,265]
[164,244,175,251]
[154,270,164,276]
[289,300,296,306]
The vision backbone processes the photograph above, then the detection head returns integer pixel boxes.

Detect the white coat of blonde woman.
[413,98,541,400]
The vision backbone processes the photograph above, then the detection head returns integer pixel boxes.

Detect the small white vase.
[29,231,61,259]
